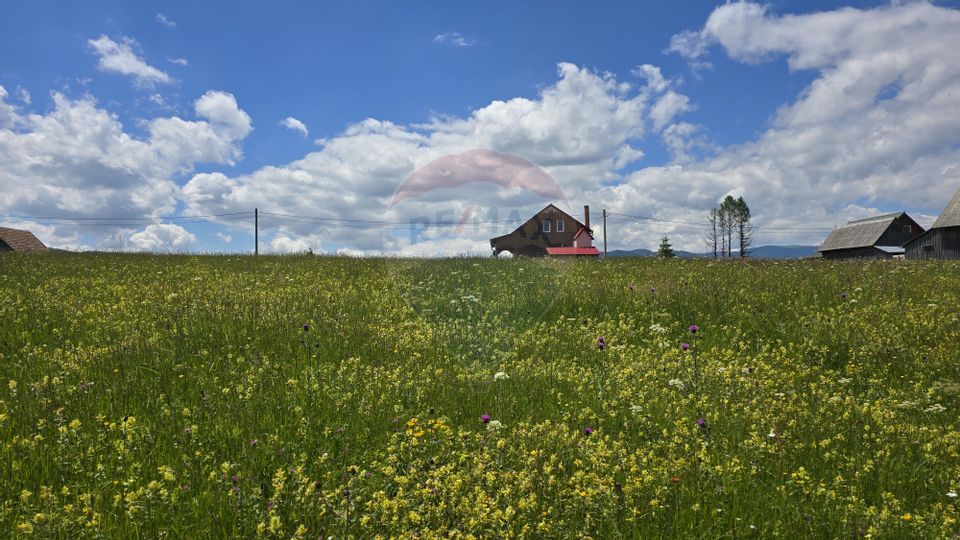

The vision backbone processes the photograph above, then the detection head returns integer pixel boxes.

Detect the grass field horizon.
[2,253,959,538]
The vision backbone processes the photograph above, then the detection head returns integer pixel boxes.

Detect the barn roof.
[0,227,49,252]
[818,213,904,252]
[931,186,960,229]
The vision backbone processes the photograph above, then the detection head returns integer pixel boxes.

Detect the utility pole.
[254,208,259,256]
[602,209,608,258]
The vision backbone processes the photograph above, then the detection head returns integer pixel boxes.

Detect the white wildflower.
[837,377,853,384]
[947,491,957,498]
[668,378,686,391]
[649,323,667,335]
[487,420,503,430]
[925,403,946,413]
[767,432,777,439]
[493,371,509,381]
[630,404,643,414]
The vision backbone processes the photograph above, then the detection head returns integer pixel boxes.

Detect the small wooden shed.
[0,227,49,252]
[817,212,923,259]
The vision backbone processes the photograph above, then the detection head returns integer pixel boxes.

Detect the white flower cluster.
[494,371,509,381]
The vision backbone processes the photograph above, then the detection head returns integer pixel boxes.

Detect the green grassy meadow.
[1,253,959,538]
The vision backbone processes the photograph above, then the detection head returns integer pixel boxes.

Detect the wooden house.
[490,204,600,257]
[0,226,49,252]
[817,212,923,259]
[905,187,960,259]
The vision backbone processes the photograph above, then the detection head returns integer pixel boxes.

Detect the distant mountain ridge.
[606,245,818,259]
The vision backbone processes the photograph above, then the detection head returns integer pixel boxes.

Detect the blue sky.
[2,1,960,253]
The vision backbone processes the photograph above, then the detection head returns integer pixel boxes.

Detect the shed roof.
[0,227,48,252]
[818,213,904,252]
[931,186,960,229]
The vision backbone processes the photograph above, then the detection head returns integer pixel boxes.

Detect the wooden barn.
[490,204,600,257]
[817,212,923,260]
[0,226,49,252]
[905,187,960,259]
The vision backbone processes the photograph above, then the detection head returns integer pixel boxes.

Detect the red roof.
[546,246,600,256]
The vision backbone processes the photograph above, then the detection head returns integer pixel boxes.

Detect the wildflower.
[649,323,666,334]
[597,336,605,350]
[630,404,643,414]
[668,379,685,391]
[487,420,503,430]
[925,404,946,413]
[650,287,655,293]
[947,491,957,498]
[481,414,491,424]
[302,323,309,332]
[584,426,594,436]
[767,431,777,439]
[840,291,847,300]
[493,371,509,381]
[689,325,699,334]
[681,343,690,351]
[696,418,707,428]
[901,513,913,522]
[250,439,259,447]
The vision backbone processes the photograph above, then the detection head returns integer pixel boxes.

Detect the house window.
[556,220,565,232]
[542,219,551,232]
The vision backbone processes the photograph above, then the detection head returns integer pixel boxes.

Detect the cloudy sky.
[2,0,960,254]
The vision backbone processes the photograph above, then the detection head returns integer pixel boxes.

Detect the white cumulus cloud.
[0,88,253,248]
[88,35,172,87]
[180,62,686,254]
[128,224,196,252]
[281,116,308,137]
[612,1,960,250]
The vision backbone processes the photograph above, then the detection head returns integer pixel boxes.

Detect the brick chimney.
[583,205,590,230]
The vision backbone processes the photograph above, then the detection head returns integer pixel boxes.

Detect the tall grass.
[1,253,958,537]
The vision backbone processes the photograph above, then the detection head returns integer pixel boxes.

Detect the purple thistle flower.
[481,414,491,424]
[697,417,707,428]
[597,336,605,350]
[840,291,847,300]
[681,343,690,351]
[584,426,594,436]
[650,287,655,293]
[689,325,699,334]
[303,323,309,332]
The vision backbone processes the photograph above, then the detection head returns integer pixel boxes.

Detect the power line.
[606,211,836,232]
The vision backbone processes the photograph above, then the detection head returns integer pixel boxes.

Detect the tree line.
[705,195,752,258]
